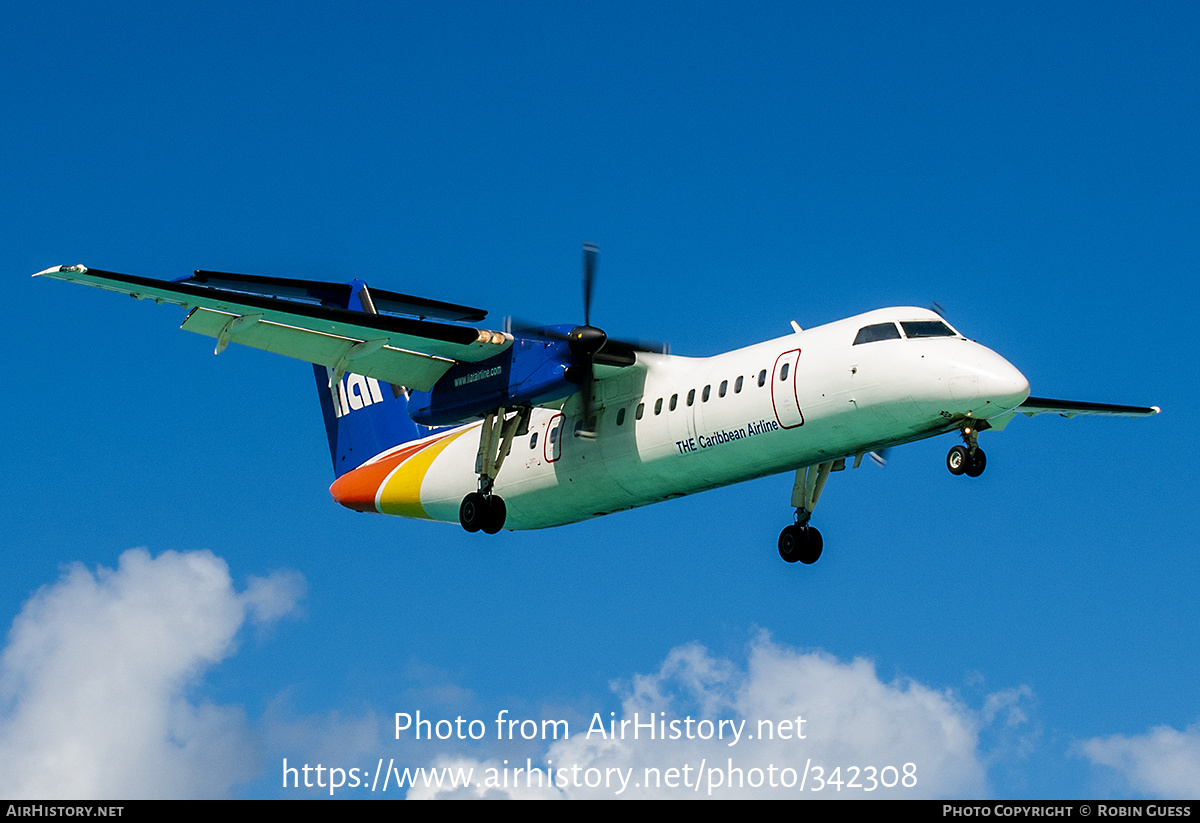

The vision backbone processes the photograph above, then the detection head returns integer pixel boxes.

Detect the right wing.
[35,265,511,392]
[1018,396,1161,419]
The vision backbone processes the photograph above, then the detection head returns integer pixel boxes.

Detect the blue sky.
[2,2,1197,798]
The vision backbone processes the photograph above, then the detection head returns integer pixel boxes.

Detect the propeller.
[508,243,668,433]
[570,242,605,431]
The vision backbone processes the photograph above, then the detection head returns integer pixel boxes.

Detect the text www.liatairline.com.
[282,758,917,796]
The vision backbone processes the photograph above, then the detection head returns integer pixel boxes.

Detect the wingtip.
[32,264,87,278]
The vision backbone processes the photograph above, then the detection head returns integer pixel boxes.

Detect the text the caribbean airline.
[35,246,1158,566]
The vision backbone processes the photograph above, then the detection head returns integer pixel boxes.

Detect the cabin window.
[530,431,538,449]
[573,420,584,437]
[669,393,678,411]
[687,389,695,406]
[616,407,626,426]
[780,363,790,381]
[550,425,560,444]
[758,369,767,387]
[719,380,728,398]
[636,403,645,420]
[900,320,956,338]
[853,322,902,345]
[655,398,663,415]
[735,375,744,393]
[702,385,711,402]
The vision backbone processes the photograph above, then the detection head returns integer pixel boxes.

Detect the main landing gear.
[776,426,992,563]
[946,424,987,478]
[459,407,530,535]
[777,460,839,564]
[460,492,507,535]
[778,522,823,565]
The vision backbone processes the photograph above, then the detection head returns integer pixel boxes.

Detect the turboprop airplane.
[35,247,1159,566]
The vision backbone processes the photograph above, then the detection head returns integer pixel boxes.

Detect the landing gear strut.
[946,423,987,478]
[459,407,529,534]
[777,460,838,564]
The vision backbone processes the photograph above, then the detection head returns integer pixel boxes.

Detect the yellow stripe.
[377,429,469,519]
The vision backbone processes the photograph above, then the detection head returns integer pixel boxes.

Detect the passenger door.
[771,349,805,429]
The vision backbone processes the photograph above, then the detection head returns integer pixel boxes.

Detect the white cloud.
[1080,722,1200,798]
[412,633,996,799]
[0,548,304,799]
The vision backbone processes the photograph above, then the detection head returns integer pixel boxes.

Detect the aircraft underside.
[332,383,1013,569]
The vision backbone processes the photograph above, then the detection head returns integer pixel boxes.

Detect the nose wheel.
[946,444,986,477]
[947,424,987,478]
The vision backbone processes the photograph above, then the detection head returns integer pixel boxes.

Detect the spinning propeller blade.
[582,241,598,327]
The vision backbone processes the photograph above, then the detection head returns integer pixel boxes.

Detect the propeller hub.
[568,325,607,358]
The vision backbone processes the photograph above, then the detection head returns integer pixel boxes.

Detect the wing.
[1018,396,1161,419]
[35,265,510,392]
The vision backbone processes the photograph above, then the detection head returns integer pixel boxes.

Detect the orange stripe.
[328,432,459,513]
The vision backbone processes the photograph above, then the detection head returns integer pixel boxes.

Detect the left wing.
[35,265,511,391]
[1018,396,1161,419]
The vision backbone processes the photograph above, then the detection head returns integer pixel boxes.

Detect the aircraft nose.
[957,348,1030,412]
[983,359,1030,410]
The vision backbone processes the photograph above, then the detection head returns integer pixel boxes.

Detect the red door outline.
[544,413,564,463]
[771,348,805,429]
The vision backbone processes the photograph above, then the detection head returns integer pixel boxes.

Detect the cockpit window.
[900,320,956,339]
[853,323,902,345]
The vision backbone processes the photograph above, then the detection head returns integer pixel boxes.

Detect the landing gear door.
[771,348,804,429]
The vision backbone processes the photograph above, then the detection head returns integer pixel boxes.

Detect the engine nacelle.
[408,328,579,426]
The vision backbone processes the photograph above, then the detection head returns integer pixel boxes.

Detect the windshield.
[900,320,957,338]
[853,323,902,345]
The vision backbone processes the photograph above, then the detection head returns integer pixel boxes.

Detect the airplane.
[34,246,1159,566]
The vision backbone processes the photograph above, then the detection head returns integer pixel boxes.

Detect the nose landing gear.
[946,424,987,477]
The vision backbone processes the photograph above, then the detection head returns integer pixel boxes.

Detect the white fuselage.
[343,307,1031,529]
